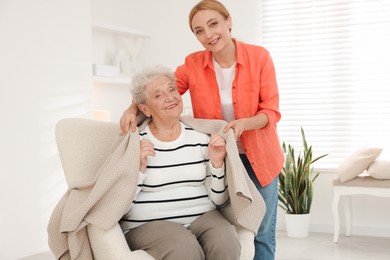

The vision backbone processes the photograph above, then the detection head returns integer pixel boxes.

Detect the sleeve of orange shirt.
[175,63,189,95]
[256,49,281,128]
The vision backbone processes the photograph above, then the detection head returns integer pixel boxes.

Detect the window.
[262,0,390,169]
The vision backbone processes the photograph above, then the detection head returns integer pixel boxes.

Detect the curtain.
[261,0,390,169]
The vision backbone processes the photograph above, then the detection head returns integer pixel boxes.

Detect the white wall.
[0,0,92,259]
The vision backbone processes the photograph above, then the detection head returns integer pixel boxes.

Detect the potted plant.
[278,127,328,237]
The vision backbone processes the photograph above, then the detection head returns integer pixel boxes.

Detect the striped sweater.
[121,122,229,231]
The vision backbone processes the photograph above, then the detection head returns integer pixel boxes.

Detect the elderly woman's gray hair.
[130,65,176,104]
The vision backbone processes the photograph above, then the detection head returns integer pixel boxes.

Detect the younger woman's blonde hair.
[188,0,231,33]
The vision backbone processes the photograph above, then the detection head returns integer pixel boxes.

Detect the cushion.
[337,146,383,183]
[367,160,390,179]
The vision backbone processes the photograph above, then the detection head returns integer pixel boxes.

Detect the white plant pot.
[284,213,311,238]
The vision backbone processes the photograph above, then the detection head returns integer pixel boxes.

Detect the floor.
[20,231,390,260]
[275,231,390,260]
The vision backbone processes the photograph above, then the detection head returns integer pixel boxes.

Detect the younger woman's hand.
[120,102,139,135]
[223,118,247,140]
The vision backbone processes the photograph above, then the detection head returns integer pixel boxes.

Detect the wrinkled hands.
[208,133,227,169]
[140,139,155,173]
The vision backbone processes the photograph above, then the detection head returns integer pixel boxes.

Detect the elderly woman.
[119,65,240,260]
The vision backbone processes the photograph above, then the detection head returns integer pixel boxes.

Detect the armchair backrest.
[55,118,125,187]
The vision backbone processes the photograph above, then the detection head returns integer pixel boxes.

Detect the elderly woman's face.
[140,75,183,121]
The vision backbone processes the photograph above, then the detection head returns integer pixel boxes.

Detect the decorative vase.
[284,213,311,238]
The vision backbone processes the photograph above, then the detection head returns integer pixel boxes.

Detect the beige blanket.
[48,116,265,260]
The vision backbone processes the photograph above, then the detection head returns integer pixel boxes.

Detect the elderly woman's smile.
[165,103,179,110]
[140,75,183,121]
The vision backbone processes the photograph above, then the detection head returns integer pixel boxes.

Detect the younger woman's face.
[191,9,232,53]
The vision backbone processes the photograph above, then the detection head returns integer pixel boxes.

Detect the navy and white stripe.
[121,122,229,231]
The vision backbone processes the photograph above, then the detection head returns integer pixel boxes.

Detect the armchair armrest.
[219,204,255,260]
[237,229,255,260]
[88,223,155,260]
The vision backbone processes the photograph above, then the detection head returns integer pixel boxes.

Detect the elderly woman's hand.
[140,139,155,173]
[208,133,226,168]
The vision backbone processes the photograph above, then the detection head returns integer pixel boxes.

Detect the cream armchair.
[55,118,255,260]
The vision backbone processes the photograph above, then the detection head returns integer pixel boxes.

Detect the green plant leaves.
[278,127,328,214]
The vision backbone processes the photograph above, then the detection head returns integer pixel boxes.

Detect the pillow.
[367,160,390,179]
[337,146,383,182]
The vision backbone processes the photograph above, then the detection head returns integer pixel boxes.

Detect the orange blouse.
[175,40,284,186]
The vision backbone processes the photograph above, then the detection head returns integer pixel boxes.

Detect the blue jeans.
[240,154,278,260]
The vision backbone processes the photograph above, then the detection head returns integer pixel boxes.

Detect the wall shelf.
[91,20,150,38]
[91,20,149,86]
[93,75,132,85]
[91,20,147,121]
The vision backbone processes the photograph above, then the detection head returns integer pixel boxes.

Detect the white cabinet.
[91,20,150,85]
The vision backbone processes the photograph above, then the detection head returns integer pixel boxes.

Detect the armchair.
[55,118,256,260]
